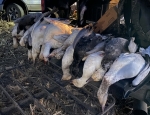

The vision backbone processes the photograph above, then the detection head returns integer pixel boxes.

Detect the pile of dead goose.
[11,12,150,112]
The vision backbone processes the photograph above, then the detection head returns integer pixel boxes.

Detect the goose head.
[13,37,18,48]
[72,78,88,88]
[43,42,51,62]
[55,51,64,59]
[49,49,57,57]
[128,37,138,53]
[97,89,108,112]
[97,77,110,112]
[91,67,106,81]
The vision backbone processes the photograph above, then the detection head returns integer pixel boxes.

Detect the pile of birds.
[11,10,150,112]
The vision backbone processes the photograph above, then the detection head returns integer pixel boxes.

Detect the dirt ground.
[0,21,150,115]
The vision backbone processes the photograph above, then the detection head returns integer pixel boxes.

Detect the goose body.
[44,17,72,25]
[72,34,102,73]
[42,21,73,62]
[31,19,72,62]
[20,19,49,47]
[49,28,82,59]
[16,13,42,34]
[12,23,24,37]
[132,62,150,86]
[104,37,129,60]
[72,51,104,88]
[31,23,49,62]
[97,53,145,112]
[102,37,129,70]
[61,27,94,80]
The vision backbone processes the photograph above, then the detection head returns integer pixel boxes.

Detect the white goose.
[97,53,146,112]
[49,28,82,59]
[61,27,97,81]
[42,20,73,62]
[31,22,49,62]
[72,51,104,88]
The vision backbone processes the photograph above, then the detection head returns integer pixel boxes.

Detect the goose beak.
[97,78,109,113]
[44,60,47,65]
[70,80,73,84]
[86,77,94,82]
[102,106,105,113]
[49,54,54,57]
[43,57,49,65]
[97,92,108,113]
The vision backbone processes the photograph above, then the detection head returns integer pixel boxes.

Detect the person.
[42,0,77,18]
[72,10,77,19]
[123,0,150,48]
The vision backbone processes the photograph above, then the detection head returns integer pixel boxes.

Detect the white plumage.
[97,53,145,112]
[42,21,73,62]
[62,45,74,80]
[72,51,104,88]
[49,28,82,59]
